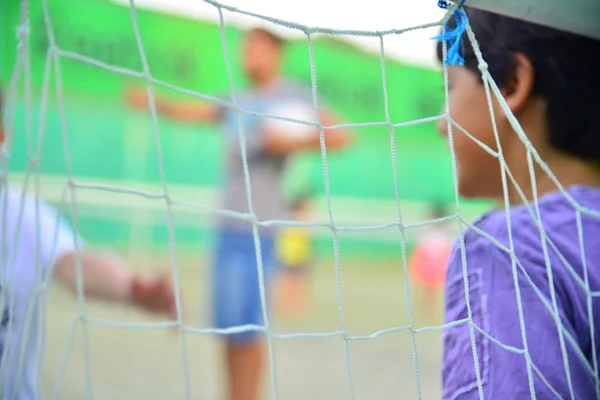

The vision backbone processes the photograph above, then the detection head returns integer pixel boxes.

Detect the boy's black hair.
[436,8,600,163]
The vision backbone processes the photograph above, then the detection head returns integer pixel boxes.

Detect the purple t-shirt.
[443,186,600,399]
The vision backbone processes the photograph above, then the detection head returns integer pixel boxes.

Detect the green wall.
[1,0,487,258]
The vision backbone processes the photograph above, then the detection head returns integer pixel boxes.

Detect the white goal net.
[1,0,600,399]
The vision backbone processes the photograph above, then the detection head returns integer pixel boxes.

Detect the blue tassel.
[433,0,468,65]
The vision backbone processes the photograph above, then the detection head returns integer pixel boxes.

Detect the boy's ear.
[503,52,535,115]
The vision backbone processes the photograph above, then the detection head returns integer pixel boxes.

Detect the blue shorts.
[212,228,276,343]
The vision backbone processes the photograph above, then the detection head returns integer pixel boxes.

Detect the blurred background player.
[437,8,600,399]
[407,203,452,319]
[126,27,352,400]
[0,87,179,399]
[274,192,315,318]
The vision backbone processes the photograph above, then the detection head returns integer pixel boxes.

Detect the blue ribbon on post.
[433,0,468,65]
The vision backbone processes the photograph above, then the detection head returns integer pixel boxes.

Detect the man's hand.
[130,273,179,321]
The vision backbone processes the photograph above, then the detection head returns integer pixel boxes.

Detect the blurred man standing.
[126,28,352,400]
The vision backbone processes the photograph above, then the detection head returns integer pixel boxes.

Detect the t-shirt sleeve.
[442,227,589,399]
[18,194,82,272]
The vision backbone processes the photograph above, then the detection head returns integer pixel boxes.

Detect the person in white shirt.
[0,88,179,399]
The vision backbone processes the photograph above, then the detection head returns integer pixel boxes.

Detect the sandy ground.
[41,254,444,400]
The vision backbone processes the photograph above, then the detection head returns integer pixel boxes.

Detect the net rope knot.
[15,24,29,50]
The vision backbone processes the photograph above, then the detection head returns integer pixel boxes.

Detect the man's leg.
[276,266,309,317]
[213,230,275,400]
[226,337,266,400]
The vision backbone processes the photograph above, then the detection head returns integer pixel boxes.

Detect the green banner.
[3,0,445,125]
[0,0,474,257]
[1,0,454,200]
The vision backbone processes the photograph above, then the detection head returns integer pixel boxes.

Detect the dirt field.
[41,254,444,400]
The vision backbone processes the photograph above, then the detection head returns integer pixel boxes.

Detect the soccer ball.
[262,99,316,139]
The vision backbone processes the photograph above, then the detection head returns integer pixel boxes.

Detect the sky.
[112,0,447,68]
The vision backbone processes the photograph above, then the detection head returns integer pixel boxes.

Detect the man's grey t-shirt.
[218,80,315,231]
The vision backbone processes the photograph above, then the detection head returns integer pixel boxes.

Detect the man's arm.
[21,192,178,319]
[53,249,179,319]
[261,109,353,156]
[53,251,134,303]
[125,86,222,124]
[53,251,178,319]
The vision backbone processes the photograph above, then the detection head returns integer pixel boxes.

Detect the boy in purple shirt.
[436,7,600,400]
